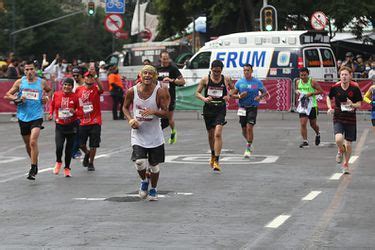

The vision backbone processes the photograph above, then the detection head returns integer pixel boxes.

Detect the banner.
[131,0,148,35]
[176,78,293,111]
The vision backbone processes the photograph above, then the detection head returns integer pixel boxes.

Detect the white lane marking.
[349,156,358,164]
[329,173,343,180]
[73,198,106,201]
[176,192,193,196]
[95,154,109,159]
[0,156,26,164]
[265,215,291,228]
[165,154,279,165]
[302,191,322,201]
[23,167,53,175]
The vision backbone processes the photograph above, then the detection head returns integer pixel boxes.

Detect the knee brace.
[149,164,160,174]
[135,159,147,171]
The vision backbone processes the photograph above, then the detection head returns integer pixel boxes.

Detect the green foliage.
[0,0,122,61]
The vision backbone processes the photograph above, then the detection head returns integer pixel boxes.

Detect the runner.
[75,71,104,171]
[4,60,51,180]
[295,67,324,148]
[157,50,185,144]
[230,64,268,158]
[123,65,169,201]
[195,60,233,172]
[48,78,79,177]
[364,84,375,134]
[326,66,362,174]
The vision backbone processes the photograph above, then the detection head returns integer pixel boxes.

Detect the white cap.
[99,61,105,66]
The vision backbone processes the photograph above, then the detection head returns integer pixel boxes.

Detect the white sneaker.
[243,148,251,158]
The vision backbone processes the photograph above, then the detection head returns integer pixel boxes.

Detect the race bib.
[135,108,153,120]
[58,109,73,119]
[83,103,93,114]
[22,90,39,100]
[341,103,353,112]
[237,108,246,116]
[207,87,223,98]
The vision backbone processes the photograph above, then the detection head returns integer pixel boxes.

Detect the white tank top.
[131,84,164,147]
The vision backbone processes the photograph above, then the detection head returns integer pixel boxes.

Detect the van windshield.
[304,49,321,67]
[188,52,211,69]
[320,48,335,67]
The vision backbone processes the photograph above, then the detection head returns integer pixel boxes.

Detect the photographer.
[341,52,357,73]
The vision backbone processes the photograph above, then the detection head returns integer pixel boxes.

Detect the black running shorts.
[79,124,101,148]
[131,144,165,166]
[239,107,258,127]
[333,122,357,142]
[299,107,318,120]
[18,118,44,136]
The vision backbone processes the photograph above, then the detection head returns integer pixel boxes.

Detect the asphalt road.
[0,111,374,249]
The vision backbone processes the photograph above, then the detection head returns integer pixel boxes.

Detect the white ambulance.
[180,30,337,86]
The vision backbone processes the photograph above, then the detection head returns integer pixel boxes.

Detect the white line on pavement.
[329,173,343,180]
[265,215,291,228]
[73,198,106,201]
[349,156,359,164]
[302,191,322,201]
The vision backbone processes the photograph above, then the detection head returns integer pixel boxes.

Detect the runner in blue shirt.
[230,64,268,158]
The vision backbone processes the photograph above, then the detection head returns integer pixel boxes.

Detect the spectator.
[341,52,356,73]
[369,62,375,79]
[108,65,125,120]
[98,61,107,81]
[354,54,366,78]
[6,58,20,79]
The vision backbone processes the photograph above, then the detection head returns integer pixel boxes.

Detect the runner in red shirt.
[326,66,362,174]
[75,71,104,171]
[48,78,79,177]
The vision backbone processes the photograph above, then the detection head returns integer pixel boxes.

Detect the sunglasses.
[24,68,35,71]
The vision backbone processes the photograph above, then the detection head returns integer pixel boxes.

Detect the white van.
[180,30,337,86]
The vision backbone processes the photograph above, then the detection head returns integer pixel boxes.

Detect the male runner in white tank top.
[123,65,169,201]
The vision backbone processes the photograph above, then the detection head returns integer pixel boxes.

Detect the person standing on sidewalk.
[326,66,362,174]
[4,60,51,180]
[48,78,79,177]
[295,67,324,148]
[230,64,268,158]
[157,50,185,144]
[75,71,104,171]
[123,65,169,201]
[108,65,125,120]
[195,60,233,172]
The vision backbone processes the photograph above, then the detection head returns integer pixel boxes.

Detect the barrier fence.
[0,77,373,114]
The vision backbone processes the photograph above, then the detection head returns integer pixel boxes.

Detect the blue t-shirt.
[235,77,265,107]
[17,76,44,122]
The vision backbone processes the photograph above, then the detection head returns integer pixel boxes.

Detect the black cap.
[63,78,74,86]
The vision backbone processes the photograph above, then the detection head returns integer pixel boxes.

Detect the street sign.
[311,11,328,31]
[105,0,125,14]
[114,30,129,40]
[104,14,124,33]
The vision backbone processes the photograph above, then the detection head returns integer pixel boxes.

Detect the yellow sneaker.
[209,155,215,168]
[213,161,221,172]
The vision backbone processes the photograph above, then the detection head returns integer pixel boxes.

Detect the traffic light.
[87,1,95,16]
[260,5,277,31]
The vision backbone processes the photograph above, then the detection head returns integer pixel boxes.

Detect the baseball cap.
[72,67,82,75]
[99,61,105,66]
[345,52,353,57]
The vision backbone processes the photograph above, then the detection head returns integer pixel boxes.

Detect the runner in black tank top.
[195,60,233,172]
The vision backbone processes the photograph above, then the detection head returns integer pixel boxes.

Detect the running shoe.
[336,145,346,163]
[53,162,62,175]
[341,163,350,174]
[82,153,89,167]
[212,161,221,172]
[87,163,95,171]
[243,148,252,158]
[148,188,158,201]
[26,165,37,180]
[315,134,321,146]
[209,155,215,168]
[72,151,82,159]
[64,168,71,177]
[299,141,309,148]
[139,180,149,199]
[168,130,177,144]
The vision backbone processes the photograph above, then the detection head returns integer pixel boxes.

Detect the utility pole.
[11,0,16,53]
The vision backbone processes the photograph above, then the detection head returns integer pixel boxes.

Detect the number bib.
[58,109,72,119]
[341,103,353,112]
[237,107,246,116]
[22,90,39,100]
[207,86,223,98]
[83,103,94,114]
[135,108,153,120]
